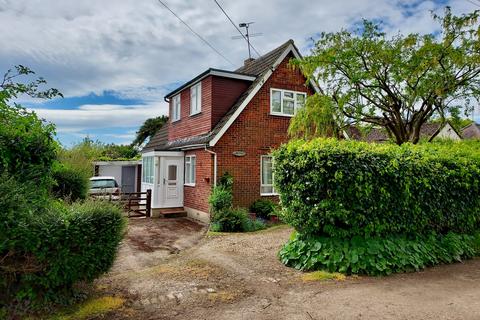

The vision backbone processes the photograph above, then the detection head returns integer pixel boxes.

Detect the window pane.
[168,165,177,180]
[283,99,295,115]
[185,162,191,183]
[191,157,196,183]
[261,185,273,194]
[271,90,281,112]
[196,84,201,113]
[262,157,273,185]
[296,93,305,108]
[284,91,294,99]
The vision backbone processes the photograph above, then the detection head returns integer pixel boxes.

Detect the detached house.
[141,40,314,221]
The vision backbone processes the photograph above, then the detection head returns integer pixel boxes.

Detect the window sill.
[260,193,279,197]
[184,183,196,187]
[190,111,202,117]
[270,112,294,118]
[171,118,181,123]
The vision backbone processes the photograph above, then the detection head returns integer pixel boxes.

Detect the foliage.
[279,232,480,276]
[0,102,58,190]
[274,138,480,238]
[99,143,139,160]
[208,186,233,215]
[218,171,234,191]
[0,65,61,191]
[0,190,126,309]
[249,199,277,220]
[132,115,168,147]
[52,164,90,202]
[208,181,265,232]
[288,94,339,140]
[291,8,480,144]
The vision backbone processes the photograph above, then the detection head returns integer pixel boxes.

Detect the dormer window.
[190,82,202,115]
[172,94,181,122]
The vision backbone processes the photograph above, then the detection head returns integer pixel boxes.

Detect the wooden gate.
[91,189,152,217]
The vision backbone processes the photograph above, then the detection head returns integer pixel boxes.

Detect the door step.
[159,207,187,218]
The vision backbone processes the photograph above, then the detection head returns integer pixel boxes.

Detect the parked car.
[89,176,121,199]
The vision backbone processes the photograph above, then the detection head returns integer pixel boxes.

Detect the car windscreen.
[90,179,117,189]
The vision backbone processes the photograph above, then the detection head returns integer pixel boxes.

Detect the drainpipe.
[204,145,217,187]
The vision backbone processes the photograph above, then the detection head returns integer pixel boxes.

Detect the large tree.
[291,8,480,144]
[132,115,168,147]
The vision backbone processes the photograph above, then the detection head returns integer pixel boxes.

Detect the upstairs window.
[185,155,196,186]
[270,88,306,116]
[190,82,202,115]
[260,156,277,195]
[142,156,154,184]
[172,94,181,122]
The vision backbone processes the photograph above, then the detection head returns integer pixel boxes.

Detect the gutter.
[204,145,217,187]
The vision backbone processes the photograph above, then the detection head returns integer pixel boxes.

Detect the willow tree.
[291,8,480,144]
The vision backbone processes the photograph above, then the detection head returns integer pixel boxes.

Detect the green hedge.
[279,232,480,275]
[0,177,126,307]
[273,139,480,238]
[52,164,90,201]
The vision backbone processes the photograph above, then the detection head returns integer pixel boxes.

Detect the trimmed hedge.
[0,176,126,306]
[273,139,480,238]
[279,232,480,275]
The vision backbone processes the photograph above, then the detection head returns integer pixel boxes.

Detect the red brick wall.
[211,77,250,127]
[213,53,313,208]
[169,76,212,141]
[183,149,213,213]
[168,76,250,142]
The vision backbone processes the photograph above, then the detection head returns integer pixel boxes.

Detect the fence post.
[146,189,152,217]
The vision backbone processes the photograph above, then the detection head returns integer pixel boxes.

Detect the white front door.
[162,158,183,207]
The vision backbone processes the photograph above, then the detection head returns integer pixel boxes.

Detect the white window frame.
[185,155,196,186]
[260,155,277,196]
[270,88,306,117]
[172,94,181,122]
[190,82,202,116]
[142,156,154,184]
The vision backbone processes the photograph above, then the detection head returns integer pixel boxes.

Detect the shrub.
[211,207,249,232]
[249,199,277,219]
[273,138,480,238]
[279,232,480,275]
[52,164,90,201]
[0,188,126,308]
[208,186,233,215]
[0,103,57,190]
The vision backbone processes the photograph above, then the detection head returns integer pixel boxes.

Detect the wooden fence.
[90,189,152,217]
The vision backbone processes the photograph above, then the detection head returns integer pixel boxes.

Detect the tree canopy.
[291,8,480,144]
[132,115,168,147]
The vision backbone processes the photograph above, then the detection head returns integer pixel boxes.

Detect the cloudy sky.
[1,0,477,146]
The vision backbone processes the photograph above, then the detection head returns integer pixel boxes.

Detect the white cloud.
[30,102,168,134]
[2,0,476,140]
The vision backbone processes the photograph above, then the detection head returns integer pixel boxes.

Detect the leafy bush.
[208,186,233,215]
[208,184,264,232]
[218,171,234,190]
[249,199,277,219]
[279,232,480,275]
[0,103,57,190]
[0,181,126,308]
[52,164,90,201]
[273,138,480,238]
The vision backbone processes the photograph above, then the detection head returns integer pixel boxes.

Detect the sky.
[0,0,478,146]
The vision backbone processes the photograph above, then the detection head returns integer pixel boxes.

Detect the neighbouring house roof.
[462,122,480,139]
[143,39,307,152]
[346,122,460,143]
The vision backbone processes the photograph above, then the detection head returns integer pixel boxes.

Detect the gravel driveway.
[95,219,480,320]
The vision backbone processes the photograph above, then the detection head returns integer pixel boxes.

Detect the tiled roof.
[462,122,480,139]
[142,123,169,151]
[347,123,444,143]
[143,39,297,151]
